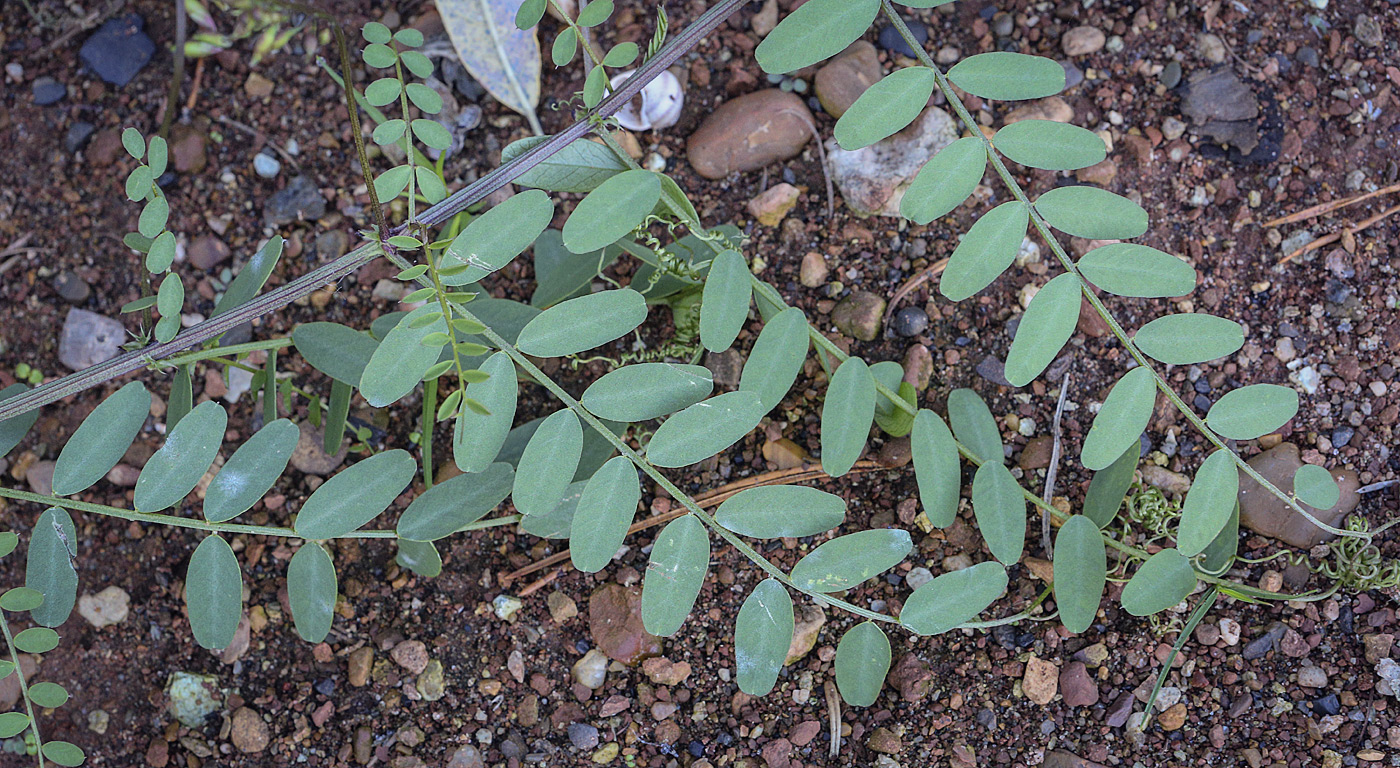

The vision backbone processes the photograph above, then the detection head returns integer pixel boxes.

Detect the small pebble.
[253,153,281,179]
[877,20,927,58]
[32,76,65,105]
[891,306,928,337]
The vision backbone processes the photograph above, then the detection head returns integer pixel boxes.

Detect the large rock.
[814,41,882,118]
[264,175,327,226]
[827,106,960,216]
[79,14,155,87]
[687,90,813,179]
[1179,68,1261,155]
[1238,442,1359,548]
[588,583,660,664]
[58,308,125,371]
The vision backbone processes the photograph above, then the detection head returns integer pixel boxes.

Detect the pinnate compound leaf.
[134,400,227,513]
[1121,549,1196,616]
[994,119,1106,170]
[25,508,77,627]
[1035,186,1148,240]
[948,52,1065,101]
[453,352,518,473]
[754,0,880,75]
[398,463,513,540]
[1134,314,1244,365]
[287,543,336,642]
[646,391,766,468]
[360,305,449,407]
[295,450,416,539]
[739,307,809,412]
[1176,449,1240,556]
[834,622,890,707]
[972,462,1026,565]
[0,713,29,739]
[1004,273,1081,386]
[821,358,876,477]
[700,249,752,353]
[940,201,1029,301]
[396,538,443,577]
[947,388,1002,465]
[834,67,937,150]
[714,486,846,538]
[1077,242,1196,298]
[512,409,583,516]
[910,410,960,528]
[440,189,555,286]
[1083,444,1137,527]
[27,682,69,709]
[14,627,59,653]
[204,419,298,522]
[52,381,150,496]
[901,561,1007,635]
[437,0,542,128]
[734,579,794,695]
[186,535,243,650]
[516,288,648,357]
[1053,515,1107,633]
[501,136,628,194]
[562,169,660,253]
[569,456,640,572]
[43,741,86,767]
[1080,366,1156,471]
[790,529,912,592]
[641,515,710,636]
[1293,464,1340,510]
[1206,384,1299,440]
[582,363,714,422]
[292,322,379,385]
[0,383,41,459]
[900,137,986,225]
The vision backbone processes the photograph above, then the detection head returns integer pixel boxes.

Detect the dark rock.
[58,308,126,371]
[314,679,335,696]
[1241,622,1287,660]
[567,723,599,750]
[976,708,997,729]
[1312,693,1341,716]
[885,653,933,702]
[1159,61,1182,89]
[891,306,928,337]
[53,271,91,304]
[976,356,1012,387]
[264,175,326,226]
[1061,60,1084,89]
[1059,662,1098,707]
[1332,426,1354,447]
[1106,691,1135,728]
[1238,442,1360,548]
[440,58,485,101]
[79,14,156,87]
[1179,68,1261,155]
[1296,46,1319,68]
[65,121,96,153]
[32,77,65,105]
[877,19,927,58]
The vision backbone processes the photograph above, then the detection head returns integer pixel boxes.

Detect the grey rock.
[1296,46,1320,68]
[32,76,65,105]
[827,106,959,216]
[290,420,348,476]
[447,745,486,768]
[1238,442,1360,548]
[1178,68,1260,154]
[53,270,91,304]
[704,349,743,387]
[976,356,1012,387]
[1061,60,1084,89]
[263,175,326,226]
[65,121,96,153]
[253,153,281,179]
[877,19,926,57]
[891,306,928,337]
[79,14,155,87]
[440,58,486,101]
[58,308,125,371]
[567,723,599,750]
[1241,622,1288,660]
[1354,14,1382,48]
[1159,61,1182,89]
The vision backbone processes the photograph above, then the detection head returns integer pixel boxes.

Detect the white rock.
[1297,665,1328,688]
[1218,617,1242,646]
[572,648,609,689]
[827,106,960,217]
[610,69,684,132]
[77,586,130,628]
[905,567,934,591]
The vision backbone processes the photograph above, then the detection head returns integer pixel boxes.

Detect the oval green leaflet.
[360,304,449,407]
[789,529,912,593]
[714,485,846,538]
[138,194,169,238]
[25,507,77,627]
[1133,314,1244,365]
[0,383,41,459]
[562,169,661,253]
[27,681,69,709]
[948,52,1064,100]
[454,352,518,473]
[0,586,42,612]
[1035,186,1149,240]
[0,531,16,558]
[147,230,177,273]
[516,288,648,357]
[947,388,1001,465]
[910,410,960,528]
[513,409,583,517]
[287,542,337,643]
[646,390,766,468]
[1053,515,1107,633]
[520,479,586,539]
[1080,366,1156,471]
[14,627,60,653]
[754,0,880,75]
[821,358,876,478]
[134,400,228,513]
[1004,273,1082,386]
[294,449,417,539]
[204,418,299,522]
[972,461,1026,565]
[1120,549,1196,616]
[901,561,1008,635]
[739,306,810,412]
[213,236,284,318]
[398,463,514,541]
[0,712,30,739]
[43,741,87,767]
[1176,449,1240,557]
[734,579,794,695]
[940,201,1029,301]
[531,229,622,308]
[569,456,641,573]
[1077,243,1197,299]
[640,514,710,636]
[1293,464,1340,510]
[993,119,1106,170]
[834,622,891,707]
[52,380,150,496]
[186,534,243,650]
[500,135,629,195]
[700,249,752,353]
[1205,384,1299,440]
[834,67,937,150]
[440,189,555,285]
[396,538,443,578]
[1083,444,1138,528]
[581,363,714,422]
[900,137,987,225]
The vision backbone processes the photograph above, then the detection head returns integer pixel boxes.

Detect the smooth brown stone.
[687,90,813,179]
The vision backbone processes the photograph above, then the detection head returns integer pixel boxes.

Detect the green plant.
[0,2,1390,754]
[183,0,302,64]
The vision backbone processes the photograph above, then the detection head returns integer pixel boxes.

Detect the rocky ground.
[1,0,1399,766]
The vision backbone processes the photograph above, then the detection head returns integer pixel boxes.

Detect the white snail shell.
[608,69,684,132]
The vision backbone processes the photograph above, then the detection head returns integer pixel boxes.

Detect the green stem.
[1140,585,1217,731]
[157,338,293,368]
[0,608,45,768]
[422,377,436,488]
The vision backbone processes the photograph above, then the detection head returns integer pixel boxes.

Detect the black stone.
[891,306,928,337]
[688,741,705,757]
[1312,693,1341,716]
[65,121,95,153]
[1193,394,1211,412]
[32,76,65,105]
[1194,378,1211,394]
[1296,46,1319,68]
[976,708,998,729]
[992,624,1018,649]
[1332,426,1355,447]
[314,678,335,696]
[52,271,91,304]
[976,356,1013,387]
[79,14,155,87]
[877,20,927,58]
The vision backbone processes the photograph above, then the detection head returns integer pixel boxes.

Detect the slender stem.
[1140,585,1217,730]
[157,338,293,368]
[0,608,46,768]
[422,377,435,488]
[876,2,1357,541]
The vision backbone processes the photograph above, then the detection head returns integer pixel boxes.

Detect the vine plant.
[0,0,1387,758]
